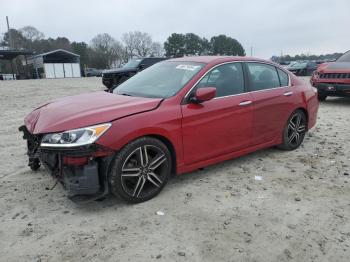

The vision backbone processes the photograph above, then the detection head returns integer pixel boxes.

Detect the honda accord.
[20,56,319,203]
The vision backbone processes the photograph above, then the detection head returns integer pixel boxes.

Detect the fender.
[96,104,184,168]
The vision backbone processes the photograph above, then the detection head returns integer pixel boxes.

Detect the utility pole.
[6,16,13,49]
[6,16,18,79]
[250,46,253,57]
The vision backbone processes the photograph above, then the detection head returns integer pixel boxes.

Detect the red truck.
[311,50,350,101]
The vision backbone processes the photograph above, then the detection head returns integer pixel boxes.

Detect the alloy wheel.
[287,113,306,147]
[120,145,168,199]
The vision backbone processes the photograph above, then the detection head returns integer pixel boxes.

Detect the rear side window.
[196,63,245,97]
[246,63,280,91]
[277,68,289,86]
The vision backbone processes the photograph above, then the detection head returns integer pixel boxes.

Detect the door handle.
[239,100,252,106]
[283,91,293,96]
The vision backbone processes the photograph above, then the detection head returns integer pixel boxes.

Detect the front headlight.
[40,123,111,147]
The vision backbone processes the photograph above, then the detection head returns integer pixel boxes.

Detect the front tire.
[278,110,307,151]
[29,158,40,171]
[318,93,327,101]
[109,137,172,203]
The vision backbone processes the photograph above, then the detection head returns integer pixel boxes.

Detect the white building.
[28,49,81,78]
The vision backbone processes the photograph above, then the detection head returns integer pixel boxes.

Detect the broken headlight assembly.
[40,123,111,148]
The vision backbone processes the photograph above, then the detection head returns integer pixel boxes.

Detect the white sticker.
[255,175,263,181]
[176,64,200,71]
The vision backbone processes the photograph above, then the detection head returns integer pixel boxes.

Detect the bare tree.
[150,42,164,57]
[122,31,137,58]
[20,26,44,42]
[90,33,126,68]
[122,31,159,58]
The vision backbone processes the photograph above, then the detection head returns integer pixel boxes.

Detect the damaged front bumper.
[19,125,115,203]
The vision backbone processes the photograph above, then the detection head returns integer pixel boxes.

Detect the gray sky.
[1,0,349,58]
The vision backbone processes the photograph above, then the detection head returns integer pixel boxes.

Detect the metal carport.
[0,49,33,79]
[28,49,81,78]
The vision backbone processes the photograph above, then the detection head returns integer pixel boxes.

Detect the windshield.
[114,61,204,98]
[123,59,142,69]
[337,51,350,62]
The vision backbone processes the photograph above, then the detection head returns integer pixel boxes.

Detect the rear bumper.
[315,82,350,97]
[19,125,115,202]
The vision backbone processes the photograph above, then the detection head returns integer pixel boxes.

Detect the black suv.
[102,57,168,91]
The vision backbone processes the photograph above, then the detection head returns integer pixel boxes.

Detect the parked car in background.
[102,57,168,92]
[286,61,317,76]
[279,61,291,66]
[280,61,295,69]
[0,74,16,80]
[85,68,103,77]
[20,56,318,203]
[311,50,350,101]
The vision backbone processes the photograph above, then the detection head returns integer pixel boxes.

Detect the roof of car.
[168,56,267,64]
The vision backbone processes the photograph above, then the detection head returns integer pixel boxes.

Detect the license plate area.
[327,85,336,91]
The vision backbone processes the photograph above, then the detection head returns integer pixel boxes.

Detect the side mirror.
[190,87,216,103]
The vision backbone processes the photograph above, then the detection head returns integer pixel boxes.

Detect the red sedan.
[20,56,319,203]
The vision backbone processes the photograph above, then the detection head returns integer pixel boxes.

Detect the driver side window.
[196,63,245,97]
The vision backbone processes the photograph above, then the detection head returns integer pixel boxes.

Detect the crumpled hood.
[24,91,162,134]
[317,62,350,73]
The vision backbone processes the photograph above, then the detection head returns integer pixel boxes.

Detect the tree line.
[1,26,164,70]
[0,25,245,72]
[164,33,245,57]
[272,52,343,63]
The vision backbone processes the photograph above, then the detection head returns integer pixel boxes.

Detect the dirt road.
[0,78,349,261]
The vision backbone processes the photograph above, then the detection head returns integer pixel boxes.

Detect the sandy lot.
[0,77,349,262]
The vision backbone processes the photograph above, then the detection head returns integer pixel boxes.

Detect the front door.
[181,62,253,165]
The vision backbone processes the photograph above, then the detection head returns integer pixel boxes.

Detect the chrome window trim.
[183,60,291,103]
[245,61,292,91]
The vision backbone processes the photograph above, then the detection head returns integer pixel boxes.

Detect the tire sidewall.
[109,137,172,203]
[281,110,307,150]
[318,93,327,101]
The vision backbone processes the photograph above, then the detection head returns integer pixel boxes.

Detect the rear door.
[181,62,253,164]
[245,62,293,145]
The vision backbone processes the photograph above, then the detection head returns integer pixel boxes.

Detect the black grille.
[319,73,350,79]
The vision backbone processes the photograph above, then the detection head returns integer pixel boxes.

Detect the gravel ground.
[0,77,349,262]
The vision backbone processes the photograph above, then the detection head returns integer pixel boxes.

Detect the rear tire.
[109,137,172,203]
[278,110,307,151]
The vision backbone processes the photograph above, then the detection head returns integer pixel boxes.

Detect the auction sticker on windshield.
[176,64,201,71]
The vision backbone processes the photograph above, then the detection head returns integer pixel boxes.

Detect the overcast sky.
[1,0,349,58]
